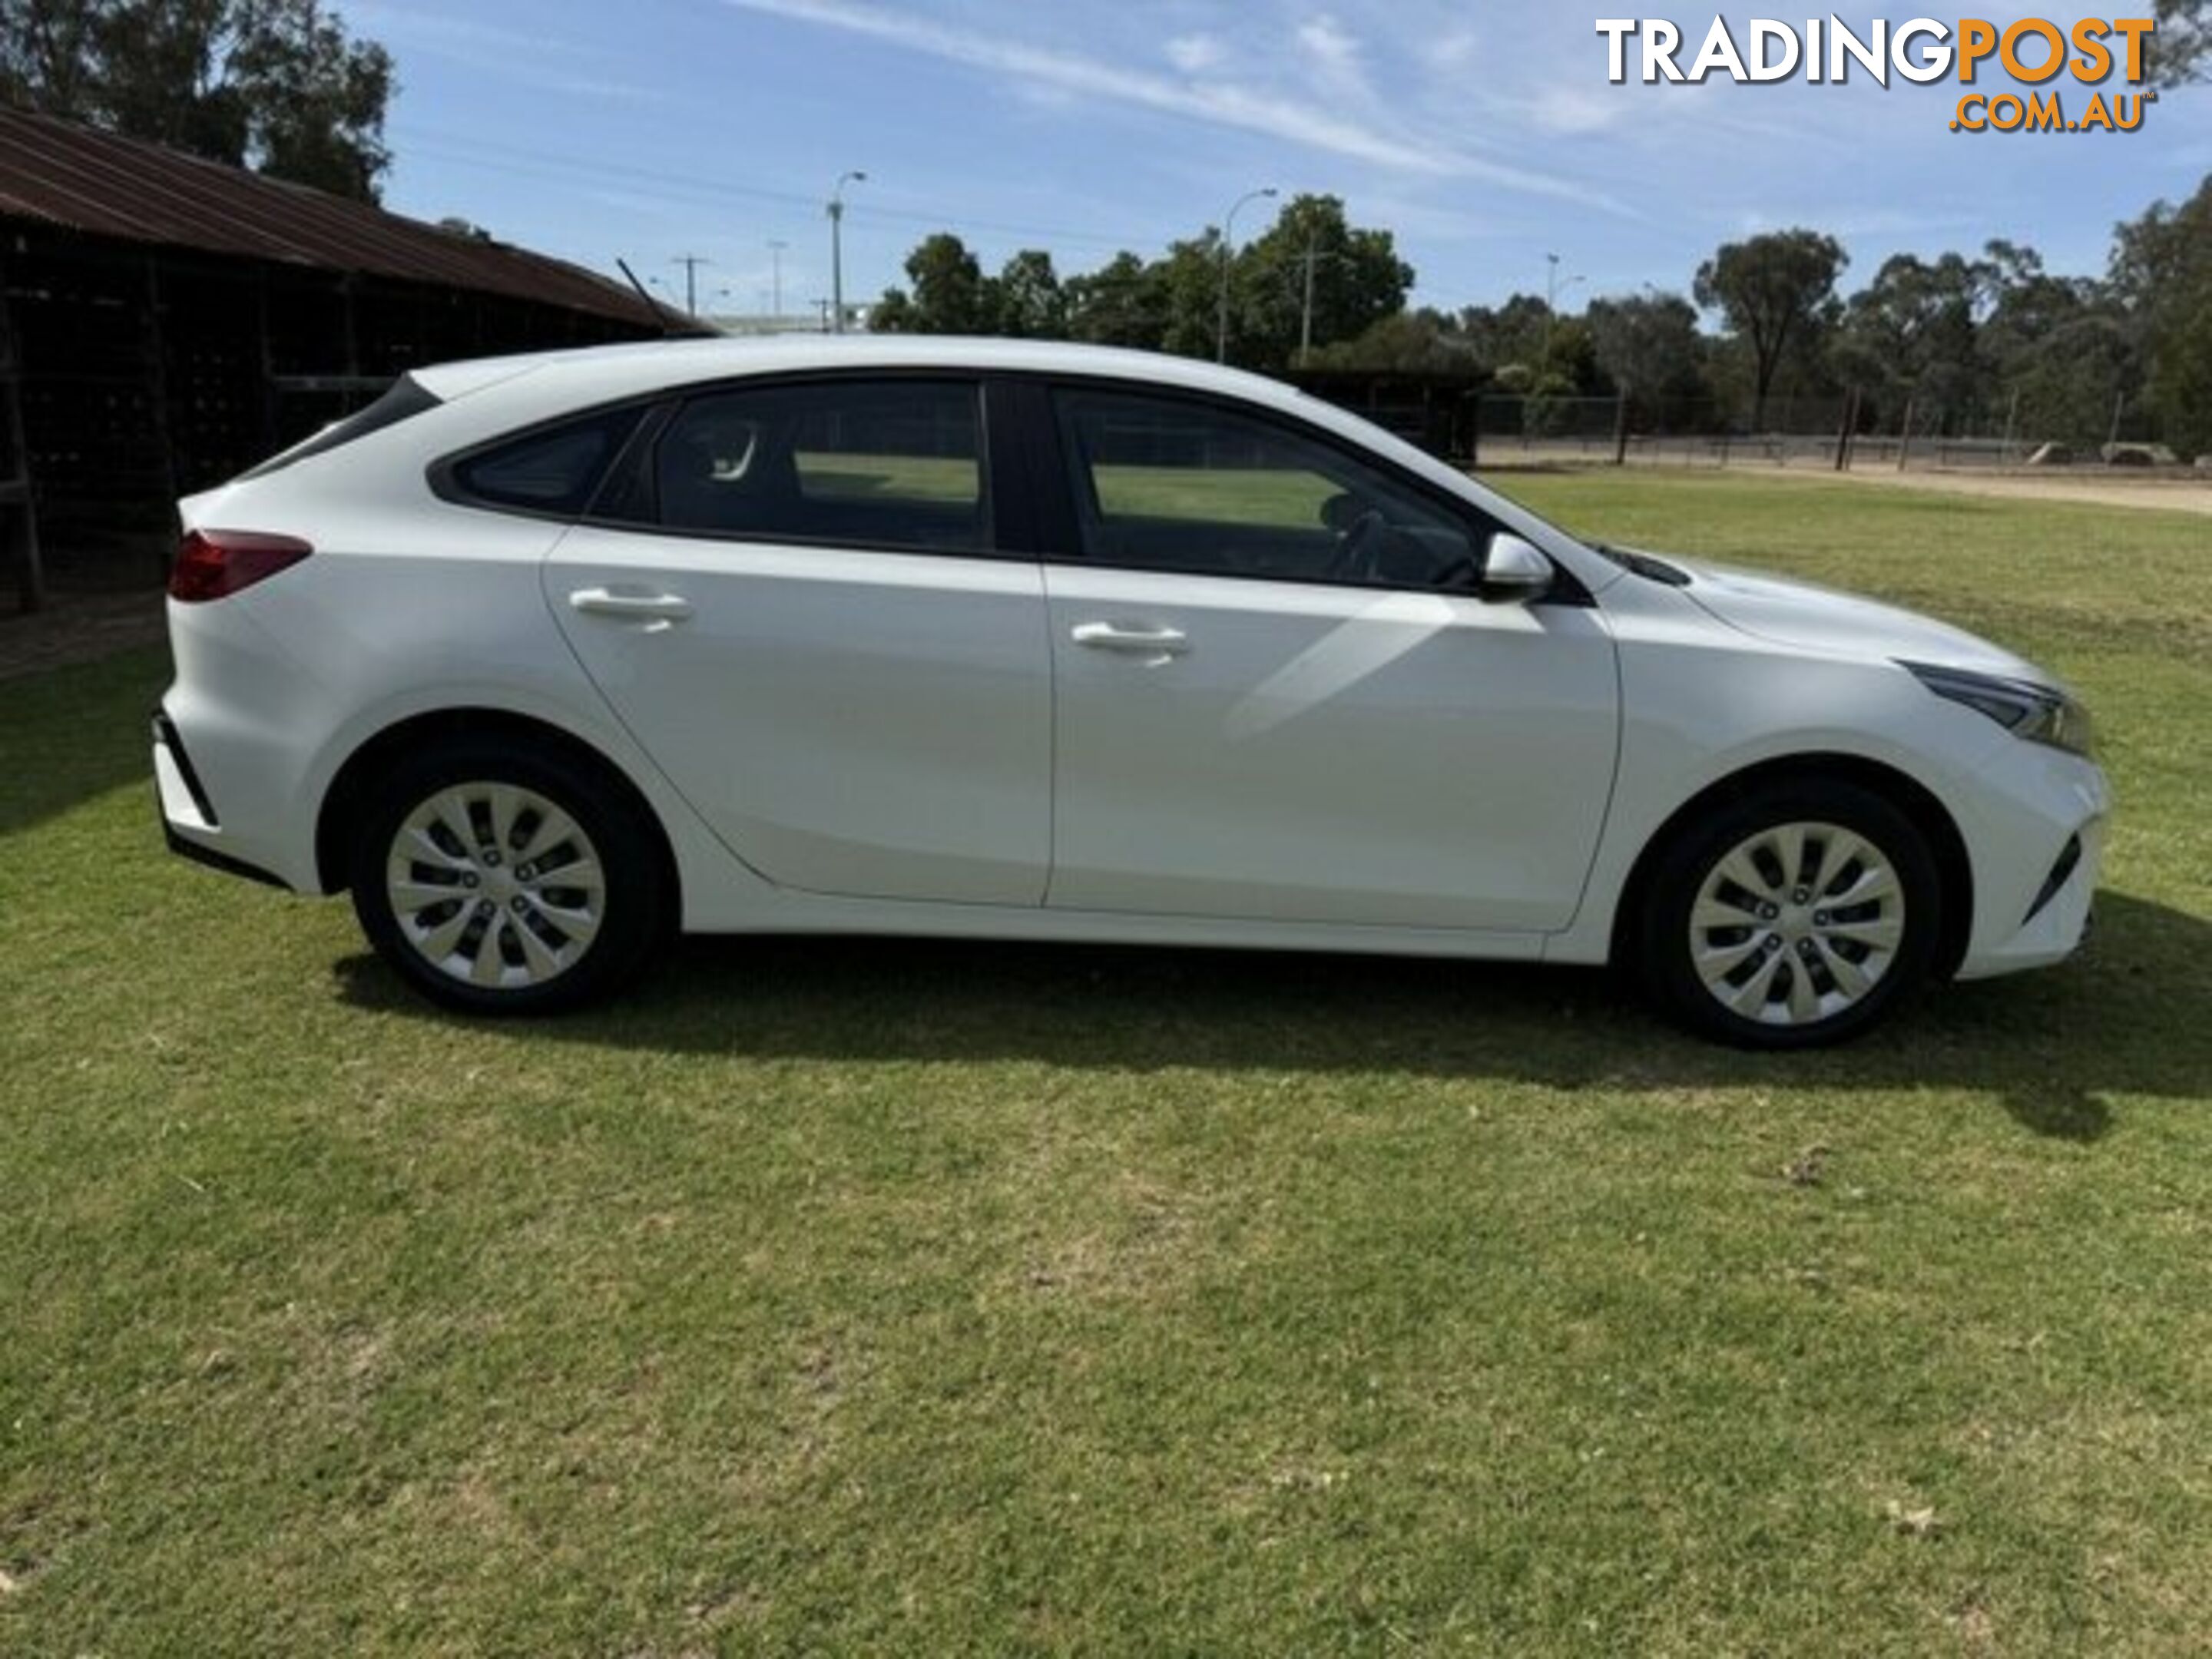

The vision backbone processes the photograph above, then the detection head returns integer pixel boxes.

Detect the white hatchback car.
[156,338,2106,1046]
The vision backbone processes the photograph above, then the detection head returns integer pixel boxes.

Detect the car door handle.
[568,587,694,627]
[1071,621,1189,656]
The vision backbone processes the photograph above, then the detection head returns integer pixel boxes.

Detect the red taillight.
[169,529,313,603]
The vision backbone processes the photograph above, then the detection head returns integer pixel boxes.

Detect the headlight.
[1900,661,2096,758]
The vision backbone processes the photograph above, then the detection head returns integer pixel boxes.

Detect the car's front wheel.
[348,740,666,1015]
[1637,778,1942,1048]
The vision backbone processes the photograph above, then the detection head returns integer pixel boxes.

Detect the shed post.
[141,251,181,581]
[0,240,44,612]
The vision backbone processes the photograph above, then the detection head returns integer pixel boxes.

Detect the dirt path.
[1810,467,2212,518]
[0,591,167,681]
[1485,455,2212,518]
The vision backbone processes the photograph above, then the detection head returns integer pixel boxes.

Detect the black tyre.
[1636,777,1942,1049]
[347,737,667,1015]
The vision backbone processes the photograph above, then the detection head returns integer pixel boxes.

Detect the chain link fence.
[1462,393,2204,475]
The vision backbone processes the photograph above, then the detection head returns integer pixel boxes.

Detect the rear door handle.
[568,587,694,628]
[1071,621,1189,657]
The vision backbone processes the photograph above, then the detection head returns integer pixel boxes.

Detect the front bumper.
[1953,743,2108,981]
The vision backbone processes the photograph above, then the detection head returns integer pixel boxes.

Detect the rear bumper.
[153,707,293,891]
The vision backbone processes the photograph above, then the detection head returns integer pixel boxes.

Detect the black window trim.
[429,368,1012,561]
[600,369,1002,560]
[241,372,442,482]
[424,362,1588,603]
[1008,369,1592,606]
[428,392,666,525]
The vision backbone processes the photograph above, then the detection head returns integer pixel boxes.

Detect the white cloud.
[1432,28,1479,69]
[1164,33,1224,75]
[718,0,1631,213]
[350,2,659,100]
[1296,15,1363,78]
[1522,84,1630,135]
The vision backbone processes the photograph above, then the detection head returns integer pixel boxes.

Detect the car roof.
[410,334,1320,414]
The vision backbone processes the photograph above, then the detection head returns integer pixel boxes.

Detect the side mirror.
[1481,534,1553,601]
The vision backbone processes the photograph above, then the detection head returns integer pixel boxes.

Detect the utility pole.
[1300,238,1319,367]
[829,171,867,335]
[767,239,788,323]
[1216,185,1278,365]
[1291,243,1354,368]
[671,253,710,316]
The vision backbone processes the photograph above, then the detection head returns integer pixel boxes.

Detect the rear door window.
[644,379,987,553]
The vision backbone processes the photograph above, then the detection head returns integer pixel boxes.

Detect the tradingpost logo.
[1595,16,2159,134]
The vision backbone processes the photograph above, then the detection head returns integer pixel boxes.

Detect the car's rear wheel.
[1637,778,1942,1048]
[348,740,665,1014]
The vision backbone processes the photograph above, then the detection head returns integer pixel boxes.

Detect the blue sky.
[356,0,2212,319]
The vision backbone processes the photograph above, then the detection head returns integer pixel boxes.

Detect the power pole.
[767,239,788,323]
[1300,238,1319,367]
[671,253,710,316]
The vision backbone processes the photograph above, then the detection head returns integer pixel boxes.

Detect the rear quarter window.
[443,406,647,518]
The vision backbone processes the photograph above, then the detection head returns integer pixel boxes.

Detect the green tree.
[1304,308,1482,373]
[2111,173,2212,456]
[869,233,998,334]
[1064,251,1167,349]
[2150,0,2210,84]
[1833,252,1993,432]
[1694,230,1848,430]
[1,0,394,200]
[1587,291,1709,419]
[866,287,917,333]
[1453,295,1553,378]
[1147,232,1231,361]
[992,248,1065,338]
[1974,240,2137,447]
[1233,193,1412,369]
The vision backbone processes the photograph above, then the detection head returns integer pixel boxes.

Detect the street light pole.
[1543,252,1584,360]
[1216,186,1278,365]
[829,171,867,335]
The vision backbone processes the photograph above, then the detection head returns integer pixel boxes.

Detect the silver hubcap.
[384,782,605,990]
[1689,821,1906,1027]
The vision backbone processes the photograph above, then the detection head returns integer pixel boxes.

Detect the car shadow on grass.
[333,889,2206,1144]
[0,643,170,841]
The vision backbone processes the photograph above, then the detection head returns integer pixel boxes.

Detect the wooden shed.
[0,106,682,609]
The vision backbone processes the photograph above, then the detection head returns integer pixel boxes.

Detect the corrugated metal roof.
[0,105,671,327]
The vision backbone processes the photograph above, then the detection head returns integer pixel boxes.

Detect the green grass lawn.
[3,471,2208,1655]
